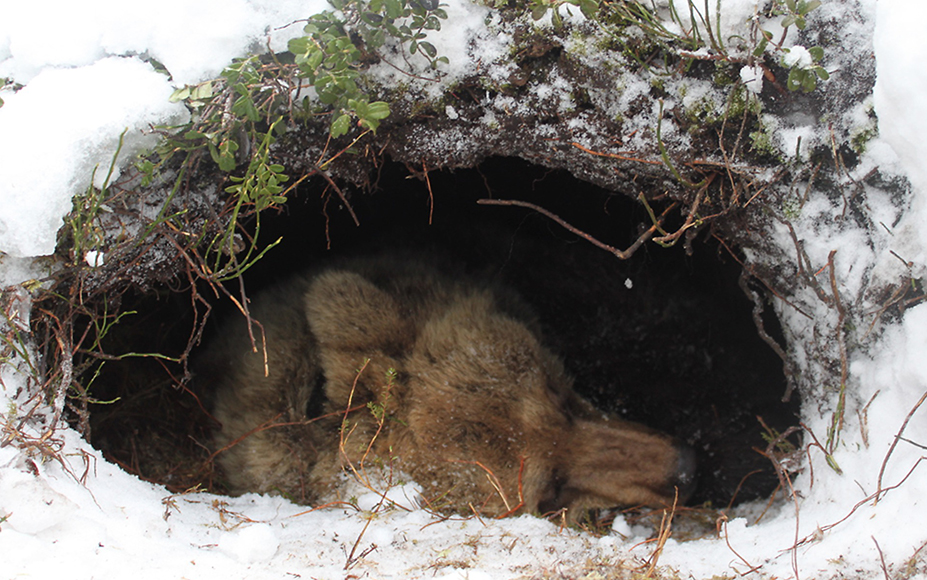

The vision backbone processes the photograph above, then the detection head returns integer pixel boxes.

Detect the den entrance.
[86,157,799,519]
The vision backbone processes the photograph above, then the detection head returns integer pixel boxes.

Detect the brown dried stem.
[477,198,677,260]
[642,489,678,578]
[875,388,927,504]
[739,270,796,401]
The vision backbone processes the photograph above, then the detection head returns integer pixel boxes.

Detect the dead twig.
[873,536,891,580]
[825,250,848,391]
[207,405,365,465]
[725,469,763,510]
[717,515,762,575]
[651,179,710,246]
[739,269,796,401]
[477,198,677,260]
[641,489,678,578]
[780,219,833,306]
[446,457,526,518]
[791,394,927,548]
[752,421,803,580]
[568,141,663,165]
[714,233,812,320]
[423,160,434,224]
[875,388,927,504]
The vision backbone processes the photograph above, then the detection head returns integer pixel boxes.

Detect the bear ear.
[304,270,412,352]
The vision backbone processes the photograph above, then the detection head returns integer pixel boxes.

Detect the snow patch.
[0,57,188,257]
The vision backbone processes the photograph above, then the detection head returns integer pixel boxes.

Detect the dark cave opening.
[87,156,800,510]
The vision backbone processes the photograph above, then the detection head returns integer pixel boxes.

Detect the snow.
[740,64,764,94]
[2,0,927,579]
[783,45,814,69]
[0,57,189,257]
[874,0,927,270]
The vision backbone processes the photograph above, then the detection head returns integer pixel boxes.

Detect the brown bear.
[203,255,695,518]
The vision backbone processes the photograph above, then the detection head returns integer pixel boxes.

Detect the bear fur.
[203,255,694,517]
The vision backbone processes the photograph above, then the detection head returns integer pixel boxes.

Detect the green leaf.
[808,46,824,62]
[418,41,437,58]
[802,74,816,92]
[169,87,191,102]
[349,98,369,118]
[191,82,213,101]
[288,36,310,54]
[362,12,383,25]
[209,141,238,172]
[786,68,803,91]
[307,49,325,71]
[317,90,339,106]
[804,0,822,12]
[385,0,403,19]
[578,0,598,19]
[365,101,391,120]
[753,36,769,57]
[330,114,352,138]
[184,129,208,140]
[814,66,830,81]
[232,94,261,121]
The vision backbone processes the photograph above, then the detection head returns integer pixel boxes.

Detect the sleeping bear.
[203,255,695,517]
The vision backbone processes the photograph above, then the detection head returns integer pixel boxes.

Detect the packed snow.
[2,0,927,579]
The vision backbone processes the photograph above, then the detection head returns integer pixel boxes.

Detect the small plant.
[574,0,829,96]
[65,131,127,268]
[778,0,822,32]
[782,44,829,93]
[366,367,399,423]
[529,0,599,28]
[823,382,846,474]
[131,0,452,284]
[289,0,449,137]
[203,119,289,281]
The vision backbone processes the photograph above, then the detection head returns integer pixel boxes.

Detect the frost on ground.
[2,0,927,579]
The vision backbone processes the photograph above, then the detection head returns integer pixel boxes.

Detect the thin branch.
[714,233,812,320]
[875,388,927,503]
[872,536,891,580]
[477,198,677,260]
[739,270,796,401]
[569,141,663,165]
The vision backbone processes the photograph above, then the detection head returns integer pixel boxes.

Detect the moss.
[684,95,722,130]
[749,119,779,160]
[723,84,760,119]
[781,194,802,220]
[593,33,623,54]
[568,30,591,57]
[650,76,666,93]
[850,112,879,154]
[712,61,738,87]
